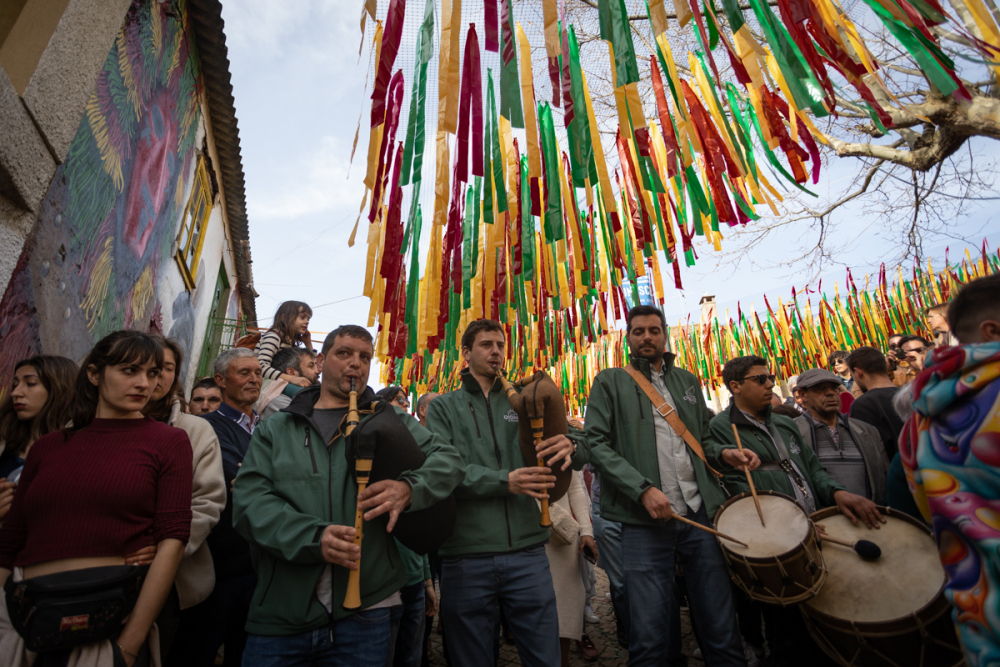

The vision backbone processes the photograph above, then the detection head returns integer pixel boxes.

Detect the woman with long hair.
[142,337,226,659]
[0,356,77,521]
[0,331,193,666]
[254,301,312,387]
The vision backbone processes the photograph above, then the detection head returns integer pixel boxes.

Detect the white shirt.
[650,369,702,515]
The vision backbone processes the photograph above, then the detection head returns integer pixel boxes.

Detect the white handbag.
[546,502,580,547]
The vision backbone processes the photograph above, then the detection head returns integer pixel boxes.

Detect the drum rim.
[802,505,950,629]
[713,490,815,562]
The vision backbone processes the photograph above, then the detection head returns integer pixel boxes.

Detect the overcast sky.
[219,0,999,384]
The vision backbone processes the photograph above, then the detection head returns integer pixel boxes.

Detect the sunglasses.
[739,374,776,385]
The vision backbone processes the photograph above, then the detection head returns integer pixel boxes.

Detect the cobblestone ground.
[426,568,706,666]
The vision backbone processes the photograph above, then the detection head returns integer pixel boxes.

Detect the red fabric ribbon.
[548,58,561,107]
[561,27,574,126]
[457,25,483,182]
[650,58,680,178]
[371,0,406,127]
[485,0,499,52]
[369,71,405,222]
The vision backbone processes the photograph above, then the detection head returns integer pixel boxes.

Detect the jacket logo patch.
[503,409,519,423]
[60,614,89,631]
[683,386,698,405]
[789,442,801,455]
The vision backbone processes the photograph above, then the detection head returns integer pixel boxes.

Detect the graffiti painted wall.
[0,0,238,399]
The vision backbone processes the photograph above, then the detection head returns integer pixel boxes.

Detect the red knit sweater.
[0,417,193,569]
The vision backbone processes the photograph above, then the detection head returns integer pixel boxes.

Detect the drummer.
[707,355,883,666]
[582,306,755,666]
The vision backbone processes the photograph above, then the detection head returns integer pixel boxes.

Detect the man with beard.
[425,319,583,667]
[232,325,464,666]
[581,305,755,666]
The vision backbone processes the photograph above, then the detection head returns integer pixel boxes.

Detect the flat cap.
[796,368,844,390]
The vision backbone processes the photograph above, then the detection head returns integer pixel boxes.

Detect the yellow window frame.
[175,156,213,290]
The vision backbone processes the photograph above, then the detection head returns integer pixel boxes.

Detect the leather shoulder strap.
[622,366,722,478]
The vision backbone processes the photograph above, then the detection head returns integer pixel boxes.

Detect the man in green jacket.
[425,318,583,667]
[582,305,757,667]
[232,325,465,667]
[706,354,882,667]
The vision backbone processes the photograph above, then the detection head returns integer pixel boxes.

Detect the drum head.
[715,493,811,558]
[805,509,945,624]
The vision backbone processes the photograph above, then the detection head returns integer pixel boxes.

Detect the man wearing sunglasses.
[707,355,883,665]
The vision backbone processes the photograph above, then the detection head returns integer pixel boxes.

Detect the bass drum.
[714,491,827,605]
[802,506,965,667]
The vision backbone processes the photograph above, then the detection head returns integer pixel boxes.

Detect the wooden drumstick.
[732,424,765,527]
[671,513,749,547]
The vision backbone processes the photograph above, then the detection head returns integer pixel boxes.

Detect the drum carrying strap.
[623,366,723,478]
[763,423,817,515]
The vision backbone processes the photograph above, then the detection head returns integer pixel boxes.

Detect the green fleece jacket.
[232,385,465,634]
[580,352,730,524]
[705,402,845,508]
[425,369,587,557]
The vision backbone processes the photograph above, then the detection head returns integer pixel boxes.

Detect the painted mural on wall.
[0,0,202,400]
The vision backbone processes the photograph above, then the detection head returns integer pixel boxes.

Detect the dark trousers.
[621,506,745,667]
[758,602,836,667]
[166,573,256,667]
[440,545,560,667]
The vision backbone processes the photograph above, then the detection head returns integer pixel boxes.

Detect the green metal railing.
[196,316,250,379]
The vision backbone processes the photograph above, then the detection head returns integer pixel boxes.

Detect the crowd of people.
[0,274,997,667]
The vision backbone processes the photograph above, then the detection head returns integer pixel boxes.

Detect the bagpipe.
[496,369,574,526]
[342,379,457,609]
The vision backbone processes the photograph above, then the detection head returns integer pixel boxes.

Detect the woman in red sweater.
[0,331,193,667]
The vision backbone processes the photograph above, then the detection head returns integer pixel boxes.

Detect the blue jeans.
[242,607,402,667]
[440,545,560,667]
[622,505,745,667]
[390,582,426,667]
[592,503,630,642]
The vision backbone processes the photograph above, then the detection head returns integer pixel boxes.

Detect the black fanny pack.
[4,565,148,652]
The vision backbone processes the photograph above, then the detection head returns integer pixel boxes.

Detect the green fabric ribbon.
[488,70,509,213]
[746,0,829,117]
[499,0,524,127]
[567,25,594,188]
[483,101,494,227]
[520,157,535,281]
[856,0,958,97]
[599,0,640,87]
[538,102,565,241]
[462,185,475,308]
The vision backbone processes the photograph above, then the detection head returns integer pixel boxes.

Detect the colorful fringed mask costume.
[901,342,1000,667]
